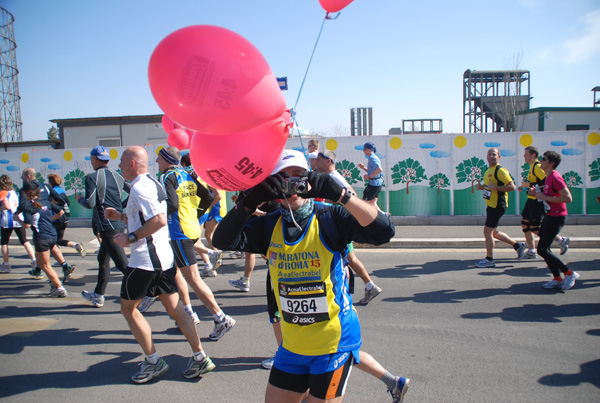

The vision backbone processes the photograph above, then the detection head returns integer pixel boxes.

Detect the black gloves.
[305,171,344,202]
[242,173,288,210]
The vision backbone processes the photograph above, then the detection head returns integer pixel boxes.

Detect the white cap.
[308,152,318,160]
[271,149,309,174]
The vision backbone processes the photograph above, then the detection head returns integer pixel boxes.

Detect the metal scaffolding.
[350,107,373,136]
[463,69,530,133]
[0,7,22,143]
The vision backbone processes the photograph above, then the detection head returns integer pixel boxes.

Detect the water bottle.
[536,185,550,212]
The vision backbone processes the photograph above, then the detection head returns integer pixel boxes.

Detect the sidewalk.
[11,216,599,250]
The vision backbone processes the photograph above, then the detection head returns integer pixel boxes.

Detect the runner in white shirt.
[105,146,215,384]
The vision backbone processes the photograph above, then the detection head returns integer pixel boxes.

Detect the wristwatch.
[340,188,353,205]
[128,232,138,244]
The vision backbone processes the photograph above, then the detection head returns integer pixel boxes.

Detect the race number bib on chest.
[483,188,491,200]
[279,281,330,326]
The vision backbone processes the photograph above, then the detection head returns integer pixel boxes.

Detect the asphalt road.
[0,246,599,402]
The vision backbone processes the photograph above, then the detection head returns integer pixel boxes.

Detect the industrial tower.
[0,7,23,143]
[463,69,530,133]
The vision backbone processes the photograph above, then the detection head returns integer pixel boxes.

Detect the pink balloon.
[161,114,183,134]
[148,25,286,135]
[168,128,190,150]
[189,111,291,191]
[318,0,354,13]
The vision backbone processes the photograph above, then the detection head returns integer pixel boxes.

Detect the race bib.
[483,188,491,200]
[279,281,330,326]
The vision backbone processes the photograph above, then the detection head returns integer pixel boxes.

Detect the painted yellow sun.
[325,139,338,151]
[389,137,402,150]
[110,149,119,160]
[63,151,72,161]
[520,134,533,147]
[21,153,29,163]
[454,135,467,148]
[588,132,600,146]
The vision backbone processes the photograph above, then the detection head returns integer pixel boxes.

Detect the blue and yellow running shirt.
[267,212,361,356]
[161,167,213,241]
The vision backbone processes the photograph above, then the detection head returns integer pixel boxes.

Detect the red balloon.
[319,0,354,13]
[161,114,184,135]
[189,111,291,191]
[168,128,190,150]
[148,25,286,135]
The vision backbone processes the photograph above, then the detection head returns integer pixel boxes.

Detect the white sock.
[146,352,160,365]
[213,310,226,322]
[184,304,193,314]
[204,262,213,270]
[365,281,374,291]
[528,248,536,253]
[193,350,207,361]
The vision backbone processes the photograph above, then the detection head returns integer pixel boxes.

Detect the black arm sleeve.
[331,206,395,246]
[163,174,179,216]
[213,203,271,255]
[194,181,214,215]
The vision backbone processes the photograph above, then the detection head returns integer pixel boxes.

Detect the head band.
[159,148,179,165]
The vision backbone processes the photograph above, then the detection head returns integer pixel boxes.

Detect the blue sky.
[4,0,600,141]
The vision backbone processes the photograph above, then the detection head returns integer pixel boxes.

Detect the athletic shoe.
[261,356,275,370]
[229,277,250,292]
[49,286,68,298]
[561,271,580,290]
[200,266,217,278]
[522,250,537,259]
[138,296,158,313]
[81,290,105,308]
[30,259,37,270]
[229,251,243,259]
[182,356,215,379]
[358,285,382,305]
[209,315,236,341]
[75,243,87,258]
[209,250,223,270]
[389,377,411,403]
[0,263,11,273]
[542,279,563,289]
[515,242,526,260]
[131,358,169,384]
[189,311,201,325]
[475,258,496,268]
[62,265,75,283]
[559,237,570,255]
[28,268,44,279]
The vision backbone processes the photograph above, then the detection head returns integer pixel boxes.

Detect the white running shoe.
[200,264,217,278]
[542,279,563,289]
[559,237,570,255]
[81,290,105,307]
[561,271,580,290]
[229,277,250,292]
[522,250,537,259]
[475,258,496,268]
[515,242,526,260]
[209,315,236,341]
[138,296,158,313]
[359,285,382,305]
[261,356,275,370]
[0,263,11,273]
[75,243,87,258]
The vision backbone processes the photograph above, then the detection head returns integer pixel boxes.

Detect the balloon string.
[292,12,329,165]
[292,13,328,114]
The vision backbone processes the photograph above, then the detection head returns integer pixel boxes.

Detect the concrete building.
[515,107,600,132]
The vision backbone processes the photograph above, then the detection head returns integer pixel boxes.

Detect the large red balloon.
[167,128,190,150]
[148,25,286,135]
[319,0,354,13]
[161,114,183,134]
[189,112,291,191]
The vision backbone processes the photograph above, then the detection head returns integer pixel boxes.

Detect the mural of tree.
[589,158,600,182]
[391,158,427,194]
[456,157,487,193]
[336,160,362,186]
[35,172,45,184]
[429,173,450,194]
[563,171,582,190]
[520,162,529,180]
[63,169,86,195]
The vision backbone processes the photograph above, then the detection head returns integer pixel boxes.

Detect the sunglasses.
[541,157,548,161]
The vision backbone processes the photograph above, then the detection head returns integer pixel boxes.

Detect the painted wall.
[1,130,598,217]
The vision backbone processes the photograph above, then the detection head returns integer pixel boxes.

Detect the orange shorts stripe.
[325,365,345,400]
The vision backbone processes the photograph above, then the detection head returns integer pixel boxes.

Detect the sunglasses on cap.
[317,152,332,161]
